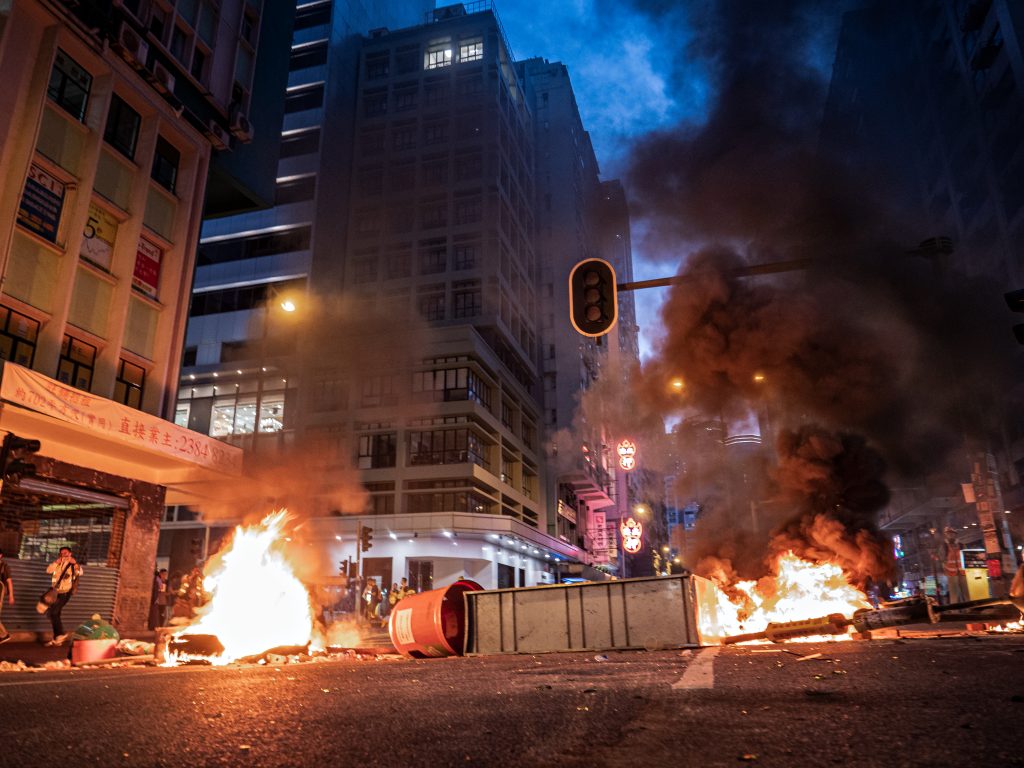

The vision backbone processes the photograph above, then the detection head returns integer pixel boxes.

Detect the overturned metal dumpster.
[464,573,719,655]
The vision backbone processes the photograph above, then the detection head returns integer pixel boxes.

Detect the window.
[274,175,317,205]
[364,89,388,117]
[420,201,447,229]
[170,24,193,65]
[422,158,448,186]
[189,279,306,317]
[412,366,491,408]
[419,239,447,273]
[198,226,311,266]
[360,129,386,155]
[452,280,482,318]
[58,335,97,392]
[357,166,384,195]
[360,374,398,407]
[424,80,449,106]
[407,428,487,469]
[454,195,481,225]
[210,393,285,437]
[418,284,446,321]
[354,208,381,237]
[395,46,419,74]
[151,137,180,193]
[392,125,416,150]
[104,95,141,159]
[455,152,482,181]
[285,84,325,113]
[390,162,416,192]
[386,247,411,279]
[394,87,417,111]
[279,128,321,159]
[114,359,145,409]
[47,49,91,122]
[290,41,328,71]
[352,256,378,284]
[294,2,330,30]
[424,41,452,70]
[190,46,208,82]
[423,120,449,145]
[358,433,396,469]
[387,205,414,235]
[458,38,483,63]
[453,242,478,269]
[365,51,389,80]
[0,306,39,368]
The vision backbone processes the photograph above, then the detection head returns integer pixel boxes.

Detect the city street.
[1,634,1022,767]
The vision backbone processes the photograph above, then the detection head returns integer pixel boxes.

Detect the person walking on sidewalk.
[45,547,82,646]
[0,548,14,644]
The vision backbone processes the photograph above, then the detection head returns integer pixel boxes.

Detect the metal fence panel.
[465,573,706,655]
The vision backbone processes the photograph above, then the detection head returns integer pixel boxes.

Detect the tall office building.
[177,2,637,590]
[518,57,640,574]
[0,0,289,630]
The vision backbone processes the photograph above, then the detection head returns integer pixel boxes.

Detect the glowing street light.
[280,298,297,313]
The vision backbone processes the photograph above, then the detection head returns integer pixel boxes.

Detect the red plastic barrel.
[388,579,482,658]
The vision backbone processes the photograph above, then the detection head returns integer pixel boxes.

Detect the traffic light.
[1006,289,1024,344]
[0,433,41,489]
[569,258,618,337]
[359,525,373,553]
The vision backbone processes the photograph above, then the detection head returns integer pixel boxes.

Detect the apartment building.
[0,0,287,631]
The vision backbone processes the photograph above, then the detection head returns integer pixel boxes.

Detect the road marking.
[672,646,720,690]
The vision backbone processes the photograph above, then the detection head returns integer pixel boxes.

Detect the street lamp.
[254,287,300,439]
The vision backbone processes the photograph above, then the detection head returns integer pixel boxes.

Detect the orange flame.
[165,511,315,665]
[700,551,871,643]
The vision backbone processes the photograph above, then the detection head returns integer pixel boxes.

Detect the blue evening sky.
[497,0,709,358]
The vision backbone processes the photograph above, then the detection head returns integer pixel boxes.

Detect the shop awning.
[0,362,243,505]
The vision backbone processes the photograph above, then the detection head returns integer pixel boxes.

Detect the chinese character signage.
[616,439,637,471]
[620,516,643,554]
[0,362,241,474]
[18,163,65,243]
[133,238,162,298]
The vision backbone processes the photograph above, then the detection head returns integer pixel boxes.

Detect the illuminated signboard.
[616,439,637,471]
[620,516,643,554]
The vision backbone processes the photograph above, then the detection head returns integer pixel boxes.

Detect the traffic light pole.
[615,257,813,292]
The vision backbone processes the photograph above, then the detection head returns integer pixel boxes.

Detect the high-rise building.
[0,0,289,631]
[517,57,640,576]
[177,2,637,590]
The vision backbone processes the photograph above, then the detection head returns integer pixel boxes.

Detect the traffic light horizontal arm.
[616,258,813,292]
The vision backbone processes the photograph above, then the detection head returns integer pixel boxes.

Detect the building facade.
[176,3,638,590]
[0,0,286,632]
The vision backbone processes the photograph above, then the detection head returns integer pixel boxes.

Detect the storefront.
[0,362,241,633]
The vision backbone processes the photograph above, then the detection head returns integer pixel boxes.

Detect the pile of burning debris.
[720,595,1024,645]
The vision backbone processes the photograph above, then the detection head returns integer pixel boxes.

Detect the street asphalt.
[0,631,1022,767]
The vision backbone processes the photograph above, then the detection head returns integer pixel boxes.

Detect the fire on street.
[1,634,1022,768]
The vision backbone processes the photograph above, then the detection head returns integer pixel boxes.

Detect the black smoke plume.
[577,0,1022,583]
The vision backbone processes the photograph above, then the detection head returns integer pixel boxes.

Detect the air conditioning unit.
[151,62,175,94]
[116,21,149,67]
[206,119,230,150]
[229,108,253,142]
